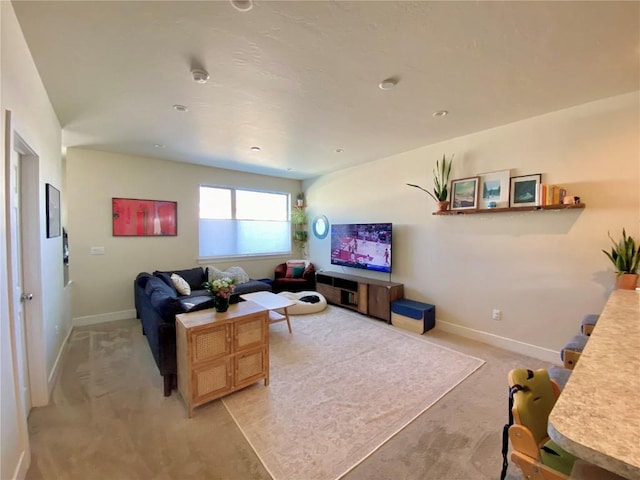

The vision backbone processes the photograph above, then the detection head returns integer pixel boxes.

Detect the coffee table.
[240,291,296,333]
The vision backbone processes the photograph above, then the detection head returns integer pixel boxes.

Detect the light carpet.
[222,305,485,480]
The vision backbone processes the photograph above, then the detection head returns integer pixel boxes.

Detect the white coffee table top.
[240,291,295,310]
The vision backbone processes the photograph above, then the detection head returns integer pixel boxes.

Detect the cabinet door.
[191,324,231,366]
[233,314,266,352]
[234,347,267,389]
[317,283,340,304]
[368,284,390,321]
[193,358,232,403]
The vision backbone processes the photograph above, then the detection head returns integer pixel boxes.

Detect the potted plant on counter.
[602,229,639,290]
[406,153,454,212]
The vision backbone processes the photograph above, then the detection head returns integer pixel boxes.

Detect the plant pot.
[615,273,639,290]
[214,296,229,313]
[435,201,450,212]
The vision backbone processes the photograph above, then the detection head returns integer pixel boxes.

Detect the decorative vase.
[615,273,639,290]
[435,201,450,212]
[214,295,229,313]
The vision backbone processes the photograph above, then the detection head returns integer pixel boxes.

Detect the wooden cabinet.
[316,271,404,322]
[176,301,269,417]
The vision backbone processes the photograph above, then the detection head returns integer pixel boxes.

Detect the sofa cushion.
[292,266,305,278]
[145,276,179,320]
[154,267,207,290]
[178,295,215,313]
[171,273,191,295]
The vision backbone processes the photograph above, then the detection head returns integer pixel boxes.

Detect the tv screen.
[330,223,392,273]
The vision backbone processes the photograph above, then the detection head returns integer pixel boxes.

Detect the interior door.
[9,143,32,415]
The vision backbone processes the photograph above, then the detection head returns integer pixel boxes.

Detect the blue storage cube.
[391,299,435,334]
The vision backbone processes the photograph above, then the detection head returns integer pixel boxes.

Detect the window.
[199,186,291,258]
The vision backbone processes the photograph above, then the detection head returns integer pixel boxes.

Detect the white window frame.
[198,185,292,261]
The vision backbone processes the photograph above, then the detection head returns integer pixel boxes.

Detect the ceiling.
[12,1,640,180]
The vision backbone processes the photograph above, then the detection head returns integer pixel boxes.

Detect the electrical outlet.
[492,309,502,321]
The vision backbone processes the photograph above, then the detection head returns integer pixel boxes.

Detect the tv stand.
[316,271,404,322]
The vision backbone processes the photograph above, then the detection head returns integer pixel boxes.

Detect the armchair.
[273,261,316,293]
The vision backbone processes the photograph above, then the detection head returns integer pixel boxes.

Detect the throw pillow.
[171,273,191,296]
[292,266,305,278]
[285,261,306,278]
[227,266,250,284]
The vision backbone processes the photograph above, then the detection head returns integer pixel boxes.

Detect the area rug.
[222,306,485,480]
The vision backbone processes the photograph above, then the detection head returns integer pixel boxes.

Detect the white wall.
[1,2,65,479]
[65,148,302,322]
[305,92,640,360]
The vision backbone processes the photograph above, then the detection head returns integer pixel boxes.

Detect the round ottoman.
[277,291,327,315]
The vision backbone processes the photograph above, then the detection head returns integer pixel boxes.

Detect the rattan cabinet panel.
[176,301,269,417]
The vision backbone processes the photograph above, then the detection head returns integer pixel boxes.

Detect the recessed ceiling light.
[335,148,344,153]
[379,77,399,90]
[230,0,253,12]
[433,110,449,117]
[250,146,261,152]
[154,144,165,148]
[191,69,210,84]
[287,168,293,171]
[173,104,188,112]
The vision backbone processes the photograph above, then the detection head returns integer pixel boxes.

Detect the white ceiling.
[12,1,640,180]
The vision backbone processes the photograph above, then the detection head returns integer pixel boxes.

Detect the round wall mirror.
[312,215,329,239]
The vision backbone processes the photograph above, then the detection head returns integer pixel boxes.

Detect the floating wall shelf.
[432,203,586,216]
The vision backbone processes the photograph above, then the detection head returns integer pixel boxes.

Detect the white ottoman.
[276,291,327,315]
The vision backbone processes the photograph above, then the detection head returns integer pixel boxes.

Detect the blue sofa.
[134,266,272,396]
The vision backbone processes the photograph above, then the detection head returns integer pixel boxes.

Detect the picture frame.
[450,176,480,211]
[112,197,177,236]
[46,183,61,238]
[478,169,510,208]
[510,174,542,207]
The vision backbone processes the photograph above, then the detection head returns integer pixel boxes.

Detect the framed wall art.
[450,176,480,211]
[478,169,510,208]
[46,183,61,238]
[112,197,177,236]
[510,174,542,207]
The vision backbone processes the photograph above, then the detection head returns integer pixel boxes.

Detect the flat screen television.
[330,223,392,273]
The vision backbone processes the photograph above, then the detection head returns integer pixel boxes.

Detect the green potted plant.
[296,192,305,207]
[602,229,640,290]
[406,153,454,212]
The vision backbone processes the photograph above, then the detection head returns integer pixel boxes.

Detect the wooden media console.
[316,271,404,322]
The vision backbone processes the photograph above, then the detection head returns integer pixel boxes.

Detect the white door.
[9,145,32,415]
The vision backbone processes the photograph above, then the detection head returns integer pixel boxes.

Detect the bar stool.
[548,365,572,389]
[580,314,599,336]
[561,334,589,369]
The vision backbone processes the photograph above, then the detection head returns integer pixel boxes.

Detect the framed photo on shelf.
[478,169,510,208]
[112,197,178,236]
[46,183,61,238]
[510,174,542,207]
[450,176,480,211]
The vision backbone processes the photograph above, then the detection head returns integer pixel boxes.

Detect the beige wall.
[305,92,640,359]
[66,148,302,320]
[1,2,65,478]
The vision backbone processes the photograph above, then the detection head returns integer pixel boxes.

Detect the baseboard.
[73,309,136,327]
[12,447,29,480]
[47,325,73,396]
[435,319,561,364]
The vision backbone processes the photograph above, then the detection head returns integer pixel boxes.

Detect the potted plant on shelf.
[406,153,454,212]
[602,229,640,290]
[296,192,305,207]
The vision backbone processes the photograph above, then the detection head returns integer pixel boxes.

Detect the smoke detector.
[192,69,210,84]
[230,0,253,12]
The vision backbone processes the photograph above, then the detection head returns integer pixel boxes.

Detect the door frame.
[5,110,48,410]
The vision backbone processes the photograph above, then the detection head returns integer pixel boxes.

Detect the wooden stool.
[561,334,589,369]
[580,314,599,336]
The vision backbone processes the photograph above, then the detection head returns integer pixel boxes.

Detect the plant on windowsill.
[602,229,640,290]
[406,153,454,212]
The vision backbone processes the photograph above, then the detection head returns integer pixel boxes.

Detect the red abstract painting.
[112,198,177,236]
